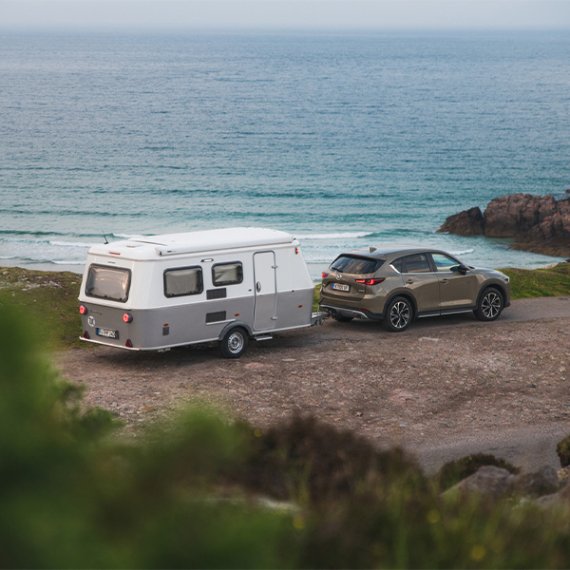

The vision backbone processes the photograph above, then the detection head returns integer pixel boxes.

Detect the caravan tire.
[220,327,249,359]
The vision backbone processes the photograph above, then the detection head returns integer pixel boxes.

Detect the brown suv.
[320,247,511,331]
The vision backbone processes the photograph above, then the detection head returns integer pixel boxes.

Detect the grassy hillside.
[0,267,82,349]
[502,263,570,299]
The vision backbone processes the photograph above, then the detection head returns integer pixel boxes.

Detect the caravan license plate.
[96,327,119,339]
[331,283,350,292]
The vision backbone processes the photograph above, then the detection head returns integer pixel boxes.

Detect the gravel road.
[56,297,570,473]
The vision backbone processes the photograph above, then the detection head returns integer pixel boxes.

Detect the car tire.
[333,314,354,323]
[220,327,249,358]
[474,287,504,321]
[384,296,414,332]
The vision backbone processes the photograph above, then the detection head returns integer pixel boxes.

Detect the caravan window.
[164,266,203,297]
[212,262,243,287]
[86,265,131,303]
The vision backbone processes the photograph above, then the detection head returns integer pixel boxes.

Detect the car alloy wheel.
[481,290,502,319]
[475,287,504,321]
[385,296,413,332]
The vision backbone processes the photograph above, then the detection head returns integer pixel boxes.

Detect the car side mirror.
[451,264,468,275]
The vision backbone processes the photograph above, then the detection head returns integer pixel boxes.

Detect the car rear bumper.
[320,304,383,321]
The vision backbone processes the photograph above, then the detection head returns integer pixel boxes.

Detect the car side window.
[392,258,405,273]
[431,253,461,271]
[398,254,431,274]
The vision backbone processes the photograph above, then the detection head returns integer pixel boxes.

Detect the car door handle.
[406,279,414,285]
[256,281,262,292]
[440,278,449,284]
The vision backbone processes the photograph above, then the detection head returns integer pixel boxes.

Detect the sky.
[0,0,569,31]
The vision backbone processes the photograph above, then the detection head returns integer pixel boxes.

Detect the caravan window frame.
[163,265,204,298]
[85,264,132,303]
[211,261,243,287]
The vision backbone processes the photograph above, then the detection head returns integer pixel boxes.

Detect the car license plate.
[331,283,350,292]
[96,327,119,339]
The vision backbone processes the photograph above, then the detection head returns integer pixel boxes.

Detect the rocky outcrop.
[438,193,570,257]
[513,466,560,498]
[443,466,516,500]
[438,206,484,236]
[443,465,562,503]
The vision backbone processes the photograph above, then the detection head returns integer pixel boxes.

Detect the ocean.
[1,30,569,278]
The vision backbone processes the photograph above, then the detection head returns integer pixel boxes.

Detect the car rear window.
[330,255,383,274]
[85,265,131,303]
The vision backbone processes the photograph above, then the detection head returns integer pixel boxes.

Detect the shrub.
[557,435,570,467]
[0,306,298,568]
[238,415,426,504]
[435,453,520,491]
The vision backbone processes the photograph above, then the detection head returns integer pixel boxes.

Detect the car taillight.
[122,313,133,323]
[355,278,385,286]
[79,305,88,315]
[321,272,329,279]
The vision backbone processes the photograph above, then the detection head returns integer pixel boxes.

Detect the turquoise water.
[1,31,569,276]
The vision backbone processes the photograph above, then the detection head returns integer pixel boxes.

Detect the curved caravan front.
[78,228,314,352]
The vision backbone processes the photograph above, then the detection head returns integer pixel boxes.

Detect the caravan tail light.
[125,339,133,348]
[295,247,300,255]
[79,305,88,315]
[355,278,385,286]
[321,272,329,279]
[82,331,90,339]
[122,313,133,324]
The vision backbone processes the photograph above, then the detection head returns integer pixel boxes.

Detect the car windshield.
[331,255,383,274]
[85,265,131,302]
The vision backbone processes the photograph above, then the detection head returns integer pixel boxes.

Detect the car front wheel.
[384,296,414,332]
[475,287,504,321]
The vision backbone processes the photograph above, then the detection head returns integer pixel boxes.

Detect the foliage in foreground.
[557,435,570,468]
[3,305,570,568]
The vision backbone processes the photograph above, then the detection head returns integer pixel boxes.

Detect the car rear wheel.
[475,287,504,321]
[220,327,249,358]
[384,296,414,332]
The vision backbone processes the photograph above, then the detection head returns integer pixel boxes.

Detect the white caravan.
[78,227,318,357]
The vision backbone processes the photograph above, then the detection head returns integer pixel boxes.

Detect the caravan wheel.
[220,327,249,359]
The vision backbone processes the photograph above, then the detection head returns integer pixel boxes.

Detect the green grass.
[0,267,82,349]
[501,263,570,300]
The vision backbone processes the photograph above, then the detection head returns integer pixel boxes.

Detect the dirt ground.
[55,297,570,473]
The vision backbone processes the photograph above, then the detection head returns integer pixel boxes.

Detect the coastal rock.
[513,466,560,498]
[483,194,558,238]
[536,480,570,509]
[438,193,570,257]
[438,207,484,236]
[443,466,515,500]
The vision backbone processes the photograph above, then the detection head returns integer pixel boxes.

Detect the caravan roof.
[87,227,297,261]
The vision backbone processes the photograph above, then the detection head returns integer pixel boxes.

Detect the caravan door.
[253,251,277,331]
